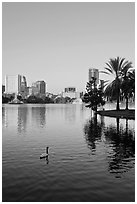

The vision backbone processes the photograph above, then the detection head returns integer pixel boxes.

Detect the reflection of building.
[62,87,80,99]
[64,105,76,122]
[89,68,99,84]
[31,106,46,128]
[17,106,28,133]
[5,75,27,97]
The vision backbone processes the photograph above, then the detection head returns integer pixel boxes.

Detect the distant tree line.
[2,94,75,104]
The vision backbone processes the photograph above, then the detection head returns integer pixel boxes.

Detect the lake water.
[2,103,135,202]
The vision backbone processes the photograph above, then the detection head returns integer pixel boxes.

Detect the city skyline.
[2,2,135,93]
[3,68,103,95]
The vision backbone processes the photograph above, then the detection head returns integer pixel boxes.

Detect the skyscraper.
[5,75,27,96]
[89,68,99,84]
[34,81,46,94]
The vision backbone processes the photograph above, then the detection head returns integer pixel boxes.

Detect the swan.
[40,147,49,159]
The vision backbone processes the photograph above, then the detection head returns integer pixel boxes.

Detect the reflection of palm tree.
[104,122,135,176]
[84,116,103,152]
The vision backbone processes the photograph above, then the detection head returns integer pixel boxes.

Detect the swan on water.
[40,147,49,159]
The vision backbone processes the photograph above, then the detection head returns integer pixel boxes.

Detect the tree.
[102,57,133,110]
[44,96,54,103]
[26,95,44,103]
[2,96,10,103]
[82,77,105,113]
[121,68,135,110]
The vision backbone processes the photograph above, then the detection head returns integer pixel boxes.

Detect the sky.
[2,2,135,94]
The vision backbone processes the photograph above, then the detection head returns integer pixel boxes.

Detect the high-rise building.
[89,68,99,84]
[20,76,27,98]
[34,81,46,94]
[28,86,39,96]
[62,87,80,98]
[5,75,27,97]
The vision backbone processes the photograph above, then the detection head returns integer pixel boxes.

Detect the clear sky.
[2,2,135,94]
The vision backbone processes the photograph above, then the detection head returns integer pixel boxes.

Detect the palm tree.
[102,57,133,110]
[121,68,135,110]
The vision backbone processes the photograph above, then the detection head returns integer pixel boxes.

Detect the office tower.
[62,87,80,98]
[64,87,76,93]
[89,68,99,84]
[19,76,27,98]
[5,75,18,94]
[28,86,39,96]
[35,81,46,94]
[5,75,27,96]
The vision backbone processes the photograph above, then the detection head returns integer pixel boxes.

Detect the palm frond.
[108,58,119,75]
[104,67,114,74]
[119,57,125,69]
[102,57,134,101]
[100,71,111,75]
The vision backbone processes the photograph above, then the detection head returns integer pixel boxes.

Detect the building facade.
[35,81,46,94]
[62,87,80,99]
[64,87,76,93]
[30,81,46,96]
[27,86,39,96]
[5,75,27,97]
[89,68,99,84]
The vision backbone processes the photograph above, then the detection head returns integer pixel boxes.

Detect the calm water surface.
[2,103,135,202]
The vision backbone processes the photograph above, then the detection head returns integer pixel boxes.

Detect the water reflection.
[84,116,102,152]
[45,155,49,164]
[84,116,135,177]
[18,106,28,133]
[64,105,76,122]
[31,106,46,128]
[2,107,8,127]
[104,121,135,177]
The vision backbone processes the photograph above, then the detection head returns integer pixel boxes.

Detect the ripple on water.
[2,104,135,202]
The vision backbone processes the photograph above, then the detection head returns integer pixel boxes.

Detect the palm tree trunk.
[116,88,120,111]
[116,118,120,134]
[116,97,120,111]
[125,96,128,110]
[126,119,128,135]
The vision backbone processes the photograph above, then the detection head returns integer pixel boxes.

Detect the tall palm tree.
[121,68,135,110]
[102,57,133,110]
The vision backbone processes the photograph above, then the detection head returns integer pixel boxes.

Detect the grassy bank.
[97,109,135,120]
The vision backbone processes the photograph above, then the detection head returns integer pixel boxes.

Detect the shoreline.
[97,109,135,120]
